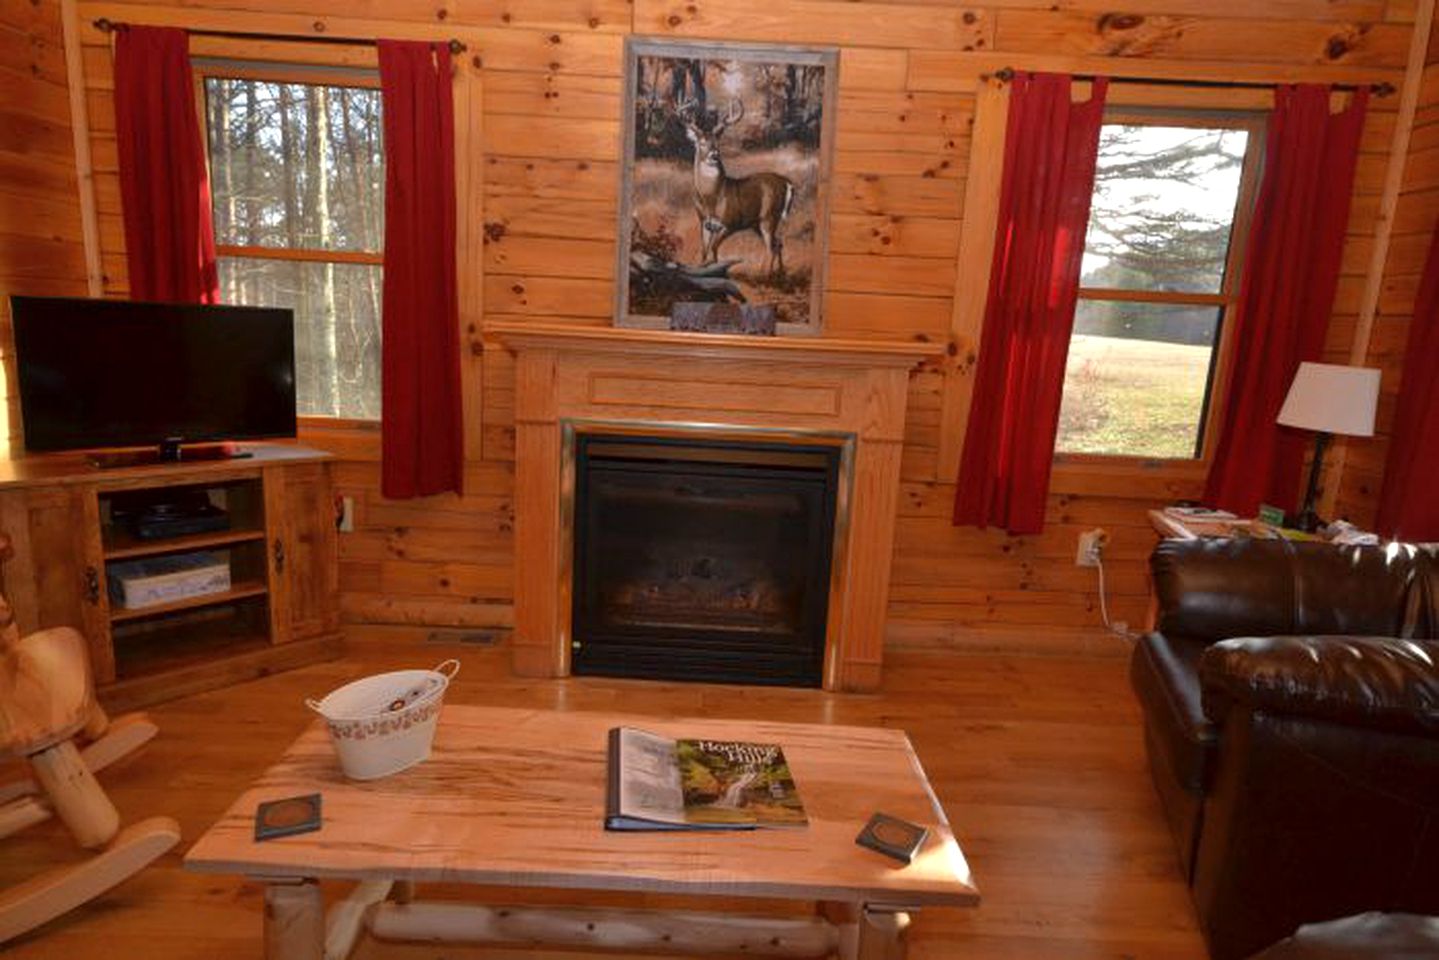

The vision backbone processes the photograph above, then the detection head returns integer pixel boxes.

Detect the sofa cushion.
[1131,632,1217,793]
[1200,635,1439,735]
[1287,545,1430,639]
[1153,539,1298,643]
[1151,539,1438,644]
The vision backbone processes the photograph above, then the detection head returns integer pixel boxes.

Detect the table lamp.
[1276,362,1380,532]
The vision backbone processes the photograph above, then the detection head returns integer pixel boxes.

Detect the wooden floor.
[1,629,1207,960]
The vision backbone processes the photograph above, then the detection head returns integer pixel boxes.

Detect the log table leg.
[263,878,323,960]
[830,903,913,960]
[857,907,911,960]
[325,879,392,960]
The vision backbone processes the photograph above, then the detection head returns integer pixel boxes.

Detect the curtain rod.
[991,66,1395,98]
[91,18,467,55]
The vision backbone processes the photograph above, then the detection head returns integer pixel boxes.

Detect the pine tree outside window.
[201,69,384,421]
[1056,113,1264,461]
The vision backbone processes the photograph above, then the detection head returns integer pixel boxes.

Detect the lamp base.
[1292,507,1324,534]
[1293,431,1332,536]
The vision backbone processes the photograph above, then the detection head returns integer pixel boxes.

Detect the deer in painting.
[679,99,794,277]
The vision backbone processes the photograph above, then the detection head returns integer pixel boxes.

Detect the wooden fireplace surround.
[490,322,943,692]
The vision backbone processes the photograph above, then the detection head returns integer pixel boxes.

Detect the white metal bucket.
[305,660,460,781]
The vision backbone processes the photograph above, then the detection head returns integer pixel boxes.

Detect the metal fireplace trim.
[556,418,856,687]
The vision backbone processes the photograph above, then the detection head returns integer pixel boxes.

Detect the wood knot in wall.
[1094,13,1183,58]
[1097,13,1145,32]
[1324,24,1369,62]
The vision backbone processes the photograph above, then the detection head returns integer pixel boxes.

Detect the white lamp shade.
[1276,362,1380,437]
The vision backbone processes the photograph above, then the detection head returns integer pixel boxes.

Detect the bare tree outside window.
[204,76,384,420]
[1057,121,1258,460]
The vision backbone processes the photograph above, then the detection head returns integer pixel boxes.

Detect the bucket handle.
[304,661,457,716]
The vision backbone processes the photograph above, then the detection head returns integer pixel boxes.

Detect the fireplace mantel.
[490,321,943,692]
[488,321,945,368]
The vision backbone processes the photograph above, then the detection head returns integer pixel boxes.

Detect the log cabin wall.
[59,0,1424,653]
[0,0,89,456]
[1332,15,1439,526]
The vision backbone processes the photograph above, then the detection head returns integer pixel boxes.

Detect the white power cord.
[1095,554,1137,643]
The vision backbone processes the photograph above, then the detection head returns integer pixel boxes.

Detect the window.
[202,72,384,420]
[1055,116,1261,460]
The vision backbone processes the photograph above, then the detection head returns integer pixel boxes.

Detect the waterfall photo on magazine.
[605,727,807,830]
[677,738,808,826]
[617,39,838,334]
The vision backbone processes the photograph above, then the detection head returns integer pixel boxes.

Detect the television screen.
[11,296,297,453]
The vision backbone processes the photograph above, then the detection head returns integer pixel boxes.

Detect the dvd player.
[132,508,230,541]
[111,489,232,541]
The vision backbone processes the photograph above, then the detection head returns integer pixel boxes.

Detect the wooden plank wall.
[1333,16,1439,525]
[0,0,87,455]
[59,0,1420,653]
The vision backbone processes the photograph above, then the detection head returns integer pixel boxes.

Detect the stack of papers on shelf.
[1163,505,1238,522]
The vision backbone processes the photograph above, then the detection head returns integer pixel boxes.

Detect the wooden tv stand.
[0,444,342,711]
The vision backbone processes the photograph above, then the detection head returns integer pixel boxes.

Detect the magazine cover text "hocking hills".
[677,739,807,826]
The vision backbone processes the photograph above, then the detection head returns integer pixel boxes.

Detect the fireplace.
[495,322,937,691]
[570,433,842,686]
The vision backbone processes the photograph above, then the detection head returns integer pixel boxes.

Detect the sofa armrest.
[1199,635,1439,736]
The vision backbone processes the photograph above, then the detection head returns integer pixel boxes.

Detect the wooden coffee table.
[185,705,979,959]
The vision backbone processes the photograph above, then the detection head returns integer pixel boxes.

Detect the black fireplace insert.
[570,433,841,686]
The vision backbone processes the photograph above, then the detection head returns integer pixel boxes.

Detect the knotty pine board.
[63,0,1425,651]
[0,0,88,457]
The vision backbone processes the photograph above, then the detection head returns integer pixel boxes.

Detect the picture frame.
[615,37,840,336]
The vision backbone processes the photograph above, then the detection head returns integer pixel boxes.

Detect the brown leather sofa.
[1130,537,1439,960]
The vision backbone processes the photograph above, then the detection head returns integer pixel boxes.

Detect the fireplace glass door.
[571,434,840,686]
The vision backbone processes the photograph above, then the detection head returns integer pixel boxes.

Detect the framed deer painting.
[617,38,839,335]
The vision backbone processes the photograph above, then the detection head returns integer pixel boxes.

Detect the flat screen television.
[11,296,297,459]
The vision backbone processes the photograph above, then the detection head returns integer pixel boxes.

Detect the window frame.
[194,61,385,426]
[1056,107,1266,468]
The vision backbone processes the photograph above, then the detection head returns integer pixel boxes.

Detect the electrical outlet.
[1076,528,1106,567]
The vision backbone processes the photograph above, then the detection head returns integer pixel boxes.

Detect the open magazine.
[604,727,807,831]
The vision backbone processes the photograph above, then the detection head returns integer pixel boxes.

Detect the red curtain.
[1375,221,1439,540]
[377,40,463,499]
[113,26,218,303]
[953,73,1108,535]
[1203,86,1368,516]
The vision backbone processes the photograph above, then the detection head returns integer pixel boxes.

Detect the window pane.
[219,258,382,420]
[205,78,384,253]
[1057,300,1220,459]
[1082,125,1249,294]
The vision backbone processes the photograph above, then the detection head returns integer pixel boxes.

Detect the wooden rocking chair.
[0,534,179,943]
